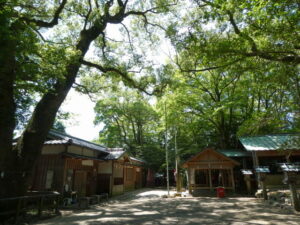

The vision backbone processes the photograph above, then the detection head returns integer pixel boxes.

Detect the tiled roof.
[48,129,108,153]
[130,156,145,163]
[45,131,145,163]
[102,148,125,160]
[239,134,300,151]
[103,151,125,160]
[44,139,70,145]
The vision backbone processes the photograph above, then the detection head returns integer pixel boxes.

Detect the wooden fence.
[0,192,60,224]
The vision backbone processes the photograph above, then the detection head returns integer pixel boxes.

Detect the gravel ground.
[34,188,300,225]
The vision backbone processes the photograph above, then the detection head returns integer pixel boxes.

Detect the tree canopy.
[0,0,299,197]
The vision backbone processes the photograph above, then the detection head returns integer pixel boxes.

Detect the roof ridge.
[129,156,145,163]
[49,129,107,149]
[240,133,300,138]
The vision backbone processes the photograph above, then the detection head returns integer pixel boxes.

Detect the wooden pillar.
[231,168,235,192]
[262,181,267,200]
[244,175,252,195]
[252,151,261,188]
[186,169,191,194]
[110,161,114,196]
[123,163,125,193]
[221,170,225,187]
[190,168,195,193]
[209,169,212,191]
[252,151,259,167]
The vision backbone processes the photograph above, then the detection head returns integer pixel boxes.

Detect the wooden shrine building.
[182,148,240,194]
[239,134,300,189]
[30,130,146,197]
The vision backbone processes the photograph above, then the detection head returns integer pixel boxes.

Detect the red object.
[216,187,225,198]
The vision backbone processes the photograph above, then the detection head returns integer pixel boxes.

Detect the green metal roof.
[239,134,300,151]
[255,166,270,173]
[217,149,251,157]
[279,163,300,172]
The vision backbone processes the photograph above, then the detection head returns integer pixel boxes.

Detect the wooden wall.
[112,161,124,196]
[124,166,135,191]
[31,155,65,193]
[64,158,98,197]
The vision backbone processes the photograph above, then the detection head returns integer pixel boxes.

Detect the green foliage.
[94,89,165,170]
[2,0,300,173]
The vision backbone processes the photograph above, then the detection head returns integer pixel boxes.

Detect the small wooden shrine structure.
[182,148,240,194]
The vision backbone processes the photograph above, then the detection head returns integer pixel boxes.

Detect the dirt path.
[34,188,300,225]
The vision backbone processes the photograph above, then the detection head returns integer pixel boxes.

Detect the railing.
[0,192,61,224]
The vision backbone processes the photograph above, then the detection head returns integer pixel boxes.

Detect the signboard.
[82,160,93,166]
[45,170,54,189]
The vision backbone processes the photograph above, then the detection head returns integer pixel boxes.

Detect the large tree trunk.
[0,21,107,197]
[0,22,18,198]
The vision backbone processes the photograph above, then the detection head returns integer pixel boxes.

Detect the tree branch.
[81,60,153,95]
[21,0,68,28]
[73,82,96,102]
[228,11,300,64]
[176,56,245,72]
[121,22,134,51]
[81,60,166,96]
[83,0,93,30]
[228,11,257,52]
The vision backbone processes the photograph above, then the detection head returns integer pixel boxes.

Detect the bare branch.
[73,82,96,102]
[83,0,93,30]
[176,57,245,73]
[30,26,70,45]
[120,23,134,51]
[21,0,68,28]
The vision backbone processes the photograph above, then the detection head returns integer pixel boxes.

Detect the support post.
[262,181,267,200]
[231,168,235,192]
[110,161,114,196]
[164,101,169,196]
[244,175,252,195]
[38,196,44,218]
[208,169,212,191]
[258,173,268,200]
[175,128,180,193]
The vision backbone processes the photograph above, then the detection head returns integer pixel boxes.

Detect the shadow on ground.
[34,188,300,225]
